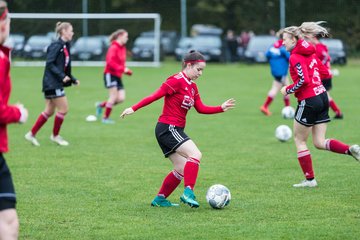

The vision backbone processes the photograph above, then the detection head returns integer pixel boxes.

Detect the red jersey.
[132,72,223,128]
[0,45,21,153]
[104,41,127,78]
[286,39,330,101]
[315,42,332,78]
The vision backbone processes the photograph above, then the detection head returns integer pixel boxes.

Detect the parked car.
[8,33,25,57]
[174,37,194,61]
[92,35,110,49]
[320,38,347,65]
[71,36,107,60]
[191,24,223,36]
[174,36,223,62]
[191,36,224,62]
[244,35,278,63]
[140,31,179,55]
[23,35,53,59]
[131,36,164,61]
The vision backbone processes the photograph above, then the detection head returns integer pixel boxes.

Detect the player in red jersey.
[300,22,343,119]
[280,23,360,188]
[25,22,79,146]
[120,50,235,207]
[96,29,132,124]
[0,2,28,239]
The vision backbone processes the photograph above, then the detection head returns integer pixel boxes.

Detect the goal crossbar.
[10,13,162,67]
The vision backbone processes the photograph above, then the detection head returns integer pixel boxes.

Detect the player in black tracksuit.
[25,22,79,147]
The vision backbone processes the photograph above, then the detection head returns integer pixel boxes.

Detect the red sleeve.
[316,56,331,80]
[0,104,21,124]
[0,62,21,124]
[286,56,308,94]
[106,45,125,74]
[194,94,223,114]
[131,87,166,111]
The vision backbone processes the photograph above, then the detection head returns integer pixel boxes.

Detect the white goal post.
[10,13,162,67]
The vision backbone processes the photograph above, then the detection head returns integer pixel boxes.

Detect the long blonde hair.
[109,29,127,42]
[299,21,329,39]
[283,22,329,40]
[55,21,72,38]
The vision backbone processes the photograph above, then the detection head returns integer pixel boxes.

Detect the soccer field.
[7,61,360,239]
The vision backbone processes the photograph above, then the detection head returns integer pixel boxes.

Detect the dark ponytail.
[182,50,206,69]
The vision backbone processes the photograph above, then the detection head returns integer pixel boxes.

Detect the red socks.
[325,139,350,154]
[184,157,200,190]
[297,150,314,180]
[157,157,200,198]
[284,95,290,107]
[31,112,49,136]
[104,102,113,119]
[263,96,273,108]
[53,112,66,136]
[329,99,341,115]
[157,170,183,198]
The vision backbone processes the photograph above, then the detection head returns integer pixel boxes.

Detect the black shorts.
[155,122,190,158]
[295,92,330,127]
[104,73,124,90]
[322,78,332,91]
[273,75,286,84]
[0,154,16,210]
[44,88,65,99]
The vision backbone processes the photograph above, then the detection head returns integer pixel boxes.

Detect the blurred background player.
[280,23,360,188]
[96,29,132,124]
[300,21,343,119]
[260,29,291,116]
[0,1,28,239]
[120,50,235,208]
[25,22,79,146]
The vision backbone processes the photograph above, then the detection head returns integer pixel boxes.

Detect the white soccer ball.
[275,125,292,142]
[206,184,231,209]
[281,106,295,119]
[86,115,97,122]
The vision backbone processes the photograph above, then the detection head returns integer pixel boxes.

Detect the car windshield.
[28,36,51,45]
[247,36,277,51]
[178,38,193,48]
[321,39,343,50]
[192,37,221,47]
[134,37,155,46]
[10,34,25,43]
[75,38,102,49]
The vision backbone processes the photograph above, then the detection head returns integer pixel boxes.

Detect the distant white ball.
[86,115,97,122]
[331,68,340,76]
[275,125,292,142]
[281,106,295,119]
[206,184,231,209]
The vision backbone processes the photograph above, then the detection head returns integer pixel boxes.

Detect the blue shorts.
[0,154,16,210]
[155,122,190,158]
[273,75,287,84]
[104,73,124,90]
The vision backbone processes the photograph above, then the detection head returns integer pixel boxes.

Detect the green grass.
[6,60,360,239]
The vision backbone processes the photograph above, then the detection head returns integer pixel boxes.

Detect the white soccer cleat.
[293,179,318,188]
[24,131,40,146]
[50,135,69,146]
[349,144,360,162]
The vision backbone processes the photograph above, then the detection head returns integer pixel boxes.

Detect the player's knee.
[313,140,325,150]
[0,210,19,239]
[44,111,54,117]
[191,151,202,162]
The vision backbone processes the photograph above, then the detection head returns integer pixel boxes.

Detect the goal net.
[9,13,162,67]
